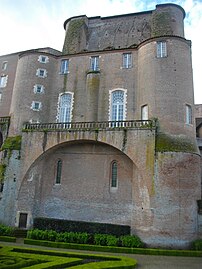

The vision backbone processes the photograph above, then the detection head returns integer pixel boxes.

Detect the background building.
[0,3,201,248]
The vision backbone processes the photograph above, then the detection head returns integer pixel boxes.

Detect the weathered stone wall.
[137,37,195,139]
[0,54,19,117]
[63,4,185,54]
[135,152,201,248]
[9,52,58,135]
[0,150,21,225]
[9,126,201,247]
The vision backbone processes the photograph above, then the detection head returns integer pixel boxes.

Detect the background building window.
[38,55,49,63]
[31,101,42,111]
[123,53,132,68]
[90,56,99,71]
[186,104,192,124]
[33,84,44,94]
[141,105,148,120]
[111,161,118,188]
[60,59,69,74]
[56,159,62,184]
[57,93,73,122]
[156,41,167,58]
[0,75,8,88]
[36,69,47,78]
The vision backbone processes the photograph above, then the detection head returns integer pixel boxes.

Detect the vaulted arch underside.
[18,140,135,226]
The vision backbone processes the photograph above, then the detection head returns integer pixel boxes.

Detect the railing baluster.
[22,120,155,132]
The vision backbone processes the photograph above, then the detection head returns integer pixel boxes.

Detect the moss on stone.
[156,133,198,153]
[0,164,6,182]
[63,74,68,91]
[1,136,22,151]
[151,12,172,37]
[62,18,86,54]
[87,75,100,91]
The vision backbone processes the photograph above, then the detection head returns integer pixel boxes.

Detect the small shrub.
[120,235,144,248]
[74,232,89,244]
[192,239,202,250]
[0,224,14,236]
[106,235,119,246]
[94,234,108,246]
[47,230,57,241]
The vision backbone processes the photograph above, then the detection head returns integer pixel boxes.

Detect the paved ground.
[0,241,202,268]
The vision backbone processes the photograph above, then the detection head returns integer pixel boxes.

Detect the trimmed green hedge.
[0,236,16,243]
[0,244,137,269]
[24,238,202,257]
[27,229,144,248]
[33,217,130,236]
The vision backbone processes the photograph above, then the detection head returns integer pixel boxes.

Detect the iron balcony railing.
[0,117,10,124]
[23,120,156,132]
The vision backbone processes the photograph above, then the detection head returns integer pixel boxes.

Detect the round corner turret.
[152,3,185,38]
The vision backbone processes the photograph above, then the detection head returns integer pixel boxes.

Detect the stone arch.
[17,139,136,228]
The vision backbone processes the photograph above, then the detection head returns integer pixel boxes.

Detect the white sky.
[0,0,201,103]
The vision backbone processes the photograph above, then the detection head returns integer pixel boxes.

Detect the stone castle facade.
[0,3,201,248]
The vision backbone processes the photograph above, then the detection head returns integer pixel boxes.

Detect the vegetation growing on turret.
[151,12,172,37]
[156,132,198,153]
[62,18,86,54]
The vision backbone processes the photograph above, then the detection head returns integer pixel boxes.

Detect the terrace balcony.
[22,119,156,132]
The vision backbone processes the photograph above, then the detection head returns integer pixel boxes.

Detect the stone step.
[14,229,28,238]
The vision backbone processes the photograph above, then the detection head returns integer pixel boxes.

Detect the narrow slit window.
[141,105,148,120]
[111,161,118,188]
[186,104,192,124]
[56,159,62,184]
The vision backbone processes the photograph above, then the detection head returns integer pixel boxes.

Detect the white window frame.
[185,104,192,125]
[141,104,148,120]
[31,101,42,111]
[2,61,7,70]
[156,41,167,58]
[57,92,74,123]
[33,84,44,94]
[122,53,132,68]
[109,88,127,125]
[60,59,69,74]
[38,55,49,63]
[90,56,99,71]
[36,68,47,78]
[0,75,8,88]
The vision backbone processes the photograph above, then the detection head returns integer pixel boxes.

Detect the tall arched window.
[55,159,62,184]
[111,161,118,188]
[109,89,127,125]
[58,93,73,122]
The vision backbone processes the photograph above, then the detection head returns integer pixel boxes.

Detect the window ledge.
[87,70,100,75]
